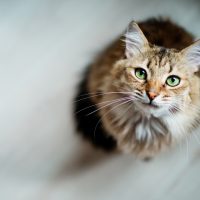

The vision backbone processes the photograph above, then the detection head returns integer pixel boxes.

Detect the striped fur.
[75,18,200,158]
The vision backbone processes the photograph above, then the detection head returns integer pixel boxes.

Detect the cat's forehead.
[140,47,178,73]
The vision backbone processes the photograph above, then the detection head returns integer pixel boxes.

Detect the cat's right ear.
[125,21,149,58]
[180,40,200,73]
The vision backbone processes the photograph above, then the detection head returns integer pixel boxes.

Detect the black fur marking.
[146,59,151,68]
[73,68,117,151]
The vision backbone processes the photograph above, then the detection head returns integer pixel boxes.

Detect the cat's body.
[75,18,200,158]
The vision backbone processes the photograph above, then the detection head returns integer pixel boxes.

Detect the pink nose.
[147,92,157,100]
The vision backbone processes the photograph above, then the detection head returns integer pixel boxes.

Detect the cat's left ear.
[181,40,200,72]
[125,21,149,58]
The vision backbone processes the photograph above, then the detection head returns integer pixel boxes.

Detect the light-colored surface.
[1,0,200,199]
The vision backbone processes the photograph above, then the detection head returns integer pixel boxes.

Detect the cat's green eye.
[135,68,147,80]
[166,75,180,87]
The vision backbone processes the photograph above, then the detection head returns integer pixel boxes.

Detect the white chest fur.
[112,102,195,143]
[134,113,168,141]
[134,110,195,142]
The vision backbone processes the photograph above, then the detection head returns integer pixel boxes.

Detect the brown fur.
[88,18,194,101]
[83,18,200,157]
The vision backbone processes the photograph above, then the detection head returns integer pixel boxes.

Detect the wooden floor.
[0,0,200,199]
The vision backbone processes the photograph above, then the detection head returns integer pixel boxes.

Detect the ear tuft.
[181,40,200,72]
[125,21,149,58]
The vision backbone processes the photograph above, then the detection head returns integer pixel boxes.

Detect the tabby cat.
[74,18,200,158]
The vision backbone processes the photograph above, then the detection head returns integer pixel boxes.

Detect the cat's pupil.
[140,70,145,75]
[171,77,175,82]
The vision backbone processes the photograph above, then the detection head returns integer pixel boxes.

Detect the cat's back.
[139,18,194,50]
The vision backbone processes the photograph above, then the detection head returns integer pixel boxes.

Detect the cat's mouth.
[149,103,159,108]
[142,102,159,109]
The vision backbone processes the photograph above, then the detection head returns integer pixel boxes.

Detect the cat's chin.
[135,102,169,117]
[142,103,159,109]
[137,102,160,112]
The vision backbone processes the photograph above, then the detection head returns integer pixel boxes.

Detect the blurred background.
[0,0,200,199]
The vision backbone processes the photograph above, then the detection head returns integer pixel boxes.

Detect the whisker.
[93,99,133,139]
[75,97,130,114]
[75,91,134,102]
[111,102,134,125]
[86,97,132,116]
[77,91,133,97]
[172,100,200,112]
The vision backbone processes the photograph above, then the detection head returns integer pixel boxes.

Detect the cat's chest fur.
[114,103,189,143]
[133,113,168,141]
[130,107,192,142]
[122,106,169,141]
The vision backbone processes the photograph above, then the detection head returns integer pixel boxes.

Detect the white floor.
[1,0,200,199]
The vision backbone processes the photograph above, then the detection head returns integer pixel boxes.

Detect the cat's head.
[112,21,200,117]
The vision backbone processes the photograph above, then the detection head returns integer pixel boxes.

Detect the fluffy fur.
[74,18,200,158]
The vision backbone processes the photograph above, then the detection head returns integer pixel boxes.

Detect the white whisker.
[93,99,133,139]
[75,91,134,102]
[75,98,129,114]
[86,97,132,116]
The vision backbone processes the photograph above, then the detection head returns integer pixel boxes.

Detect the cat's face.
[112,22,200,117]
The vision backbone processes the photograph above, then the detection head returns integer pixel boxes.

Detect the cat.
[74,18,200,158]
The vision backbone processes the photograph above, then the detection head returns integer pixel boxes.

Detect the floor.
[1,0,200,199]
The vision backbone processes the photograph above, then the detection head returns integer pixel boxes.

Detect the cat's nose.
[147,91,158,100]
